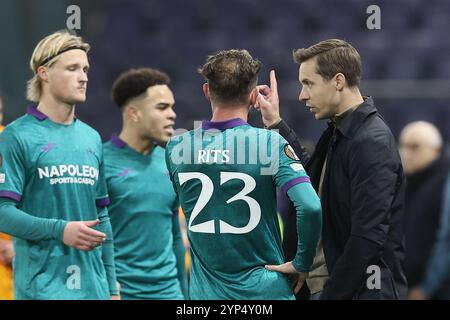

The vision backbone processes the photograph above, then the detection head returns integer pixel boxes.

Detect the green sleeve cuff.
[53,220,68,241]
[292,259,311,273]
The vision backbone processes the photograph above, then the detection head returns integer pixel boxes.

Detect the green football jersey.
[0,106,111,300]
[165,118,313,300]
[104,135,186,300]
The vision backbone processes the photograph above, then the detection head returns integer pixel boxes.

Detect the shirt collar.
[110,134,126,149]
[27,105,78,122]
[27,105,48,121]
[333,106,356,127]
[202,118,248,130]
[334,97,378,138]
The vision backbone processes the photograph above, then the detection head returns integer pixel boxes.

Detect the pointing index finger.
[270,70,278,92]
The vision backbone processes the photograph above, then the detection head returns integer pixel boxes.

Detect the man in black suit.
[257,39,407,300]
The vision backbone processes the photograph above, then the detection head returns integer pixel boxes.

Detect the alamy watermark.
[66,265,81,290]
[66,5,81,30]
[366,5,381,30]
[366,265,381,290]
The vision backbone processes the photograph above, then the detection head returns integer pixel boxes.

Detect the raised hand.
[255,70,281,127]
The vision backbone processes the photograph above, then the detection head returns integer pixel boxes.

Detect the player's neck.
[37,96,75,125]
[210,106,248,122]
[336,89,364,116]
[119,128,154,155]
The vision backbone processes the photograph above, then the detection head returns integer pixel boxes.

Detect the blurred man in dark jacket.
[255,39,408,299]
[399,121,450,300]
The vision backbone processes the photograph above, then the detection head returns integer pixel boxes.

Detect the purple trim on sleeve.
[202,118,248,130]
[27,105,48,121]
[110,134,126,149]
[96,197,110,207]
[281,177,311,194]
[0,191,22,202]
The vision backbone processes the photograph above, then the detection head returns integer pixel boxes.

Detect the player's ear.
[249,87,258,105]
[127,104,140,123]
[334,73,345,91]
[203,83,211,101]
[37,66,49,82]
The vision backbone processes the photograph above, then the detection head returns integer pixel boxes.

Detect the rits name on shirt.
[197,149,230,164]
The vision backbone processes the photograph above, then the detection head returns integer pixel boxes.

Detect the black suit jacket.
[272,97,408,299]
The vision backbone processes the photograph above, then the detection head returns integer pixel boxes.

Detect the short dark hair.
[198,49,261,105]
[112,68,170,108]
[293,39,361,87]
